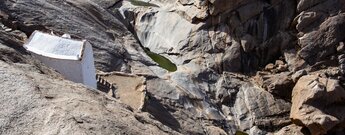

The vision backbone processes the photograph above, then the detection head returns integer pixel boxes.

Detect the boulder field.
[0,0,345,134]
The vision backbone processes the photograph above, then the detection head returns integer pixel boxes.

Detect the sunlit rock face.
[1,0,345,134]
[117,0,296,73]
[291,75,345,135]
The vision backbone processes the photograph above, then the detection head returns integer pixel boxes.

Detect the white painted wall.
[32,53,84,84]
[24,31,97,88]
[81,42,97,88]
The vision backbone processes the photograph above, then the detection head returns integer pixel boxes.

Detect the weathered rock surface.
[295,0,345,65]
[0,30,179,135]
[116,0,296,72]
[0,60,180,135]
[1,0,345,134]
[260,72,294,100]
[292,69,307,82]
[291,75,345,135]
[298,13,345,65]
[274,124,305,135]
[230,84,291,132]
[216,73,291,133]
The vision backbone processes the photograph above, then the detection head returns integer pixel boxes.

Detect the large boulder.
[291,75,345,135]
[230,84,291,132]
[216,73,291,133]
[295,0,345,65]
[298,13,345,65]
[260,72,294,100]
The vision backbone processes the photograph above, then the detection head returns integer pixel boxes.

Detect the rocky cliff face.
[1,0,345,135]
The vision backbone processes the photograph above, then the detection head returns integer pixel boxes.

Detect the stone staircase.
[96,74,116,97]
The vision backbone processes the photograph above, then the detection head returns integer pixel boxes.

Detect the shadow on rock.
[143,94,181,132]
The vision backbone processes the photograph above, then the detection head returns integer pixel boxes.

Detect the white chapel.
[24,31,97,88]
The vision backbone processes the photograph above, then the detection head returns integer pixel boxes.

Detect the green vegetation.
[235,131,248,135]
[127,0,160,7]
[144,48,177,72]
